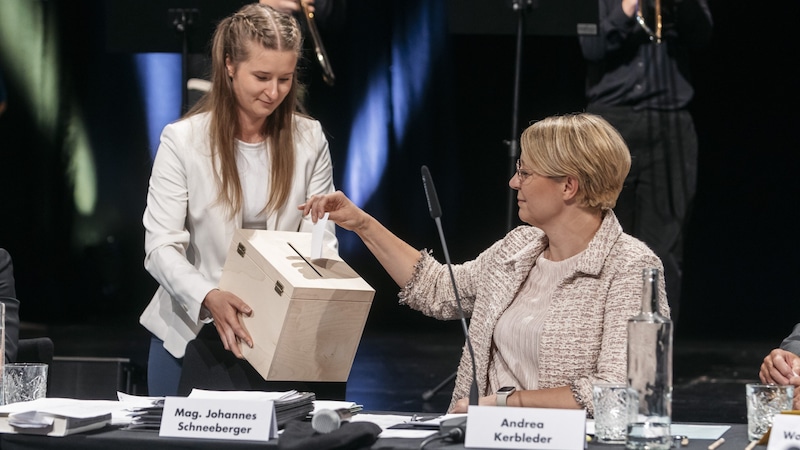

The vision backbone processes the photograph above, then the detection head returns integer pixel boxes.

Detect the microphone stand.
[421,167,479,407]
[169,8,198,115]
[432,215,479,406]
[505,0,531,231]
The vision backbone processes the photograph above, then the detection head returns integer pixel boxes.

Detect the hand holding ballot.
[299,191,423,289]
[300,191,371,233]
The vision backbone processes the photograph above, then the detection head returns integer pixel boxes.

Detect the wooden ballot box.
[219,230,375,382]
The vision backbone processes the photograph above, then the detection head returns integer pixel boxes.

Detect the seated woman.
[299,113,669,415]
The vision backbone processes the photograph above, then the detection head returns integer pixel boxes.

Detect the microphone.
[311,408,353,434]
[420,165,479,406]
[421,166,442,219]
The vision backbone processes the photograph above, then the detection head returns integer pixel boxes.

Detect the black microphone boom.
[421,166,442,219]
[420,166,479,406]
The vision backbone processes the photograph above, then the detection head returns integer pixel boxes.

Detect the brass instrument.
[301,2,335,86]
[636,0,662,43]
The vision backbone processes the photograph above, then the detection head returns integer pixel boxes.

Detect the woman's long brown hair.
[187,4,303,219]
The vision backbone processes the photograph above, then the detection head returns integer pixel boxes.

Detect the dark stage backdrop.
[0,0,797,344]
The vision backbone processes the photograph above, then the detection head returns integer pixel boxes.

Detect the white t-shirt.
[236,140,270,230]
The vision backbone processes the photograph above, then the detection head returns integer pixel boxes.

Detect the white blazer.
[139,112,337,358]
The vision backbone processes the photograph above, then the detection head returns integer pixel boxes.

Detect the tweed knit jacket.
[398,211,668,416]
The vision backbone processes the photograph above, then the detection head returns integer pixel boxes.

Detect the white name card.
[465,406,586,450]
[767,413,800,450]
[160,397,276,441]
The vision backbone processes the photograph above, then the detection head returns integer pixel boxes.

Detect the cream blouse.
[489,251,583,392]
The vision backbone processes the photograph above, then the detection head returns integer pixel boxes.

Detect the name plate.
[160,397,276,441]
[465,406,586,450]
[767,413,800,450]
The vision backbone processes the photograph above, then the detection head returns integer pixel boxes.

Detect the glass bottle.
[626,268,673,450]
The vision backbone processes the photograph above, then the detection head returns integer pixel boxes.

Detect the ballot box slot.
[286,242,323,278]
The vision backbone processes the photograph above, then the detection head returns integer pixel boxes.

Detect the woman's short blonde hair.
[520,113,631,210]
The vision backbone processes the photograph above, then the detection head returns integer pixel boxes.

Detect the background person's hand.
[622,0,638,17]
[258,0,315,14]
[202,289,253,358]
[759,348,800,386]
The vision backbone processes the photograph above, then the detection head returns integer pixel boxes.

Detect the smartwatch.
[496,386,516,406]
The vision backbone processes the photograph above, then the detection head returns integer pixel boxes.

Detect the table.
[0,422,753,450]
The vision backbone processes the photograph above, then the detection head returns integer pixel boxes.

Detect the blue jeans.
[147,336,183,396]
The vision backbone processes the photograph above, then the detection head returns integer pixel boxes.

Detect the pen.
[744,440,758,450]
[708,438,725,450]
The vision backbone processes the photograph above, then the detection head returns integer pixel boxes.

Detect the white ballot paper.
[311,212,329,259]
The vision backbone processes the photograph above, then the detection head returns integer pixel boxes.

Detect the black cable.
[419,427,466,449]
[418,433,445,449]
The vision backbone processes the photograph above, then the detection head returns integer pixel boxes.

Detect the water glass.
[745,383,794,441]
[3,363,48,404]
[593,383,632,443]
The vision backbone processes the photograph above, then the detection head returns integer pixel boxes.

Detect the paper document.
[312,400,361,413]
[0,398,124,418]
[0,398,120,436]
[7,411,55,429]
[311,212,329,259]
[364,413,458,439]
[117,392,164,407]
[189,389,302,401]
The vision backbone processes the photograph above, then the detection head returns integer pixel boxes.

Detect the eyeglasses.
[515,159,533,181]
[515,159,564,182]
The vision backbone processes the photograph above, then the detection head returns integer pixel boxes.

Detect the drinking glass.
[3,363,48,404]
[593,383,632,444]
[745,383,793,441]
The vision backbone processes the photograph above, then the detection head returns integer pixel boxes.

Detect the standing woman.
[300,113,668,416]
[140,3,337,396]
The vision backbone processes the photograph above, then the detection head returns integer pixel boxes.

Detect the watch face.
[498,386,515,394]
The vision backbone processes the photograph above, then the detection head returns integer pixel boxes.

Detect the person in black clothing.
[579,0,712,322]
[1,248,21,362]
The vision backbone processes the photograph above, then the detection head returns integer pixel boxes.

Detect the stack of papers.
[116,393,165,431]
[312,400,363,416]
[0,398,121,436]
[188,389,316,428]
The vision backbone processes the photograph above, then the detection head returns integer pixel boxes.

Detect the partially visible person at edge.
[299,113,669,416]
[0,69,7,117]
[1,248,21,362]
[579,0,712,323]
[759,323,800,410]
[139,3,337,397]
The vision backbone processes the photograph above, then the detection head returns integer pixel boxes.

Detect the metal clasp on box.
[274,281,284,296]
[237,242,246,257]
